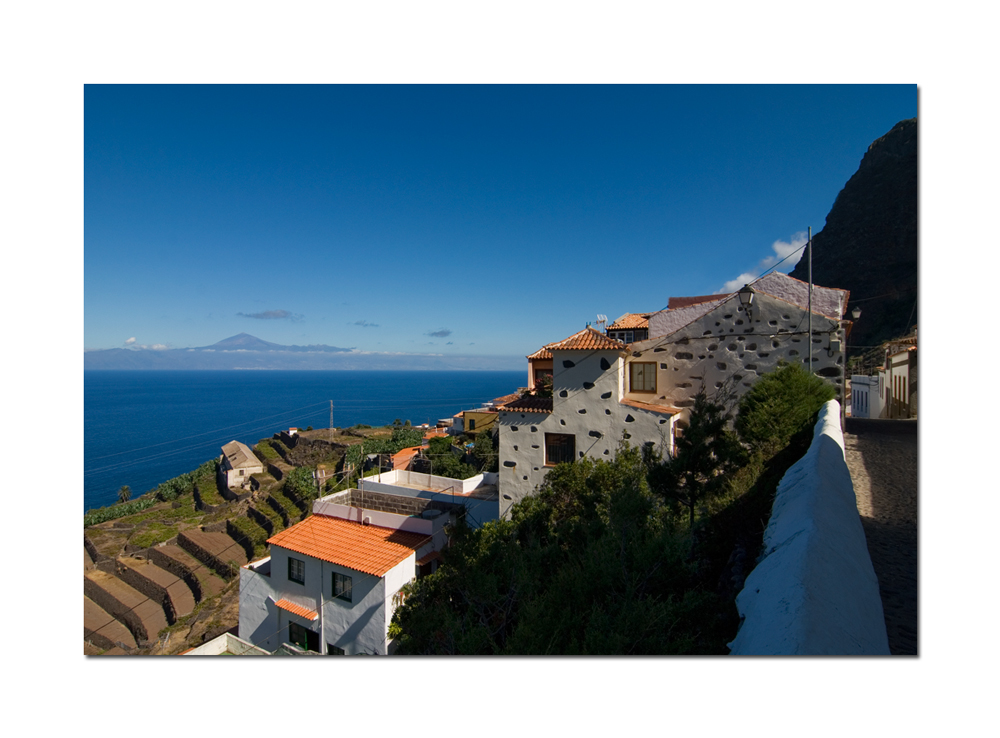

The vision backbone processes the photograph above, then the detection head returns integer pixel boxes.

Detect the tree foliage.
[118,485,132,504]
[390,445,720,655]
[736,362,836,456]
[648,391,743,528]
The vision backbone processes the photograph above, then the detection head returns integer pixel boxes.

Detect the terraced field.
[84,431,349,655]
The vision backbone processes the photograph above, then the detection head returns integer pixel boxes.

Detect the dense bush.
[736,362,836,456]
[343,427,425,467]
[390,446,722,655]
[84,497,158,527]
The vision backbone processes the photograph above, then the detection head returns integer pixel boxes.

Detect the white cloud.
[717,232,808,293]
[124,337,136,345]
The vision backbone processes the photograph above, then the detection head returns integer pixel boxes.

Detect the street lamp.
[737,284,755,317]
[852,306,861,320]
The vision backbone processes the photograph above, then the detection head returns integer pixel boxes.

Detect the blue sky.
[85,84,916,366]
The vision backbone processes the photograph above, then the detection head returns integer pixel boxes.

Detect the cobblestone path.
[843,418,918,655]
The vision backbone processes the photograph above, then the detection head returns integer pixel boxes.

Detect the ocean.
[84,370,524,512]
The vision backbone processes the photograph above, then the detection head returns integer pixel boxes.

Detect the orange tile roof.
[545,327,627,351]
[620,398,681,416]
[607,312,654,330]
[500,396,553,413]
[274,598,318,621]
[527,347,553,360]
[490,392,522,407]
[416,550,442,566]
[267,515,427,577]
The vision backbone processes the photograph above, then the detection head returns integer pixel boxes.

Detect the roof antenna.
[595,314,607,332]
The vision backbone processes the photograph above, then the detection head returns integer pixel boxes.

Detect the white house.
[850,375,883,419]
[496,272,850,518]
[220,440,264,489]
[497,327,679,517]
[239,502,448,655]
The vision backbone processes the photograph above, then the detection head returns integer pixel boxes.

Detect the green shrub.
[85,496,158,527]
[230,516,269,548]
[736,362,836,456]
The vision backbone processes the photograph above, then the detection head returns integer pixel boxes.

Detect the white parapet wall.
[728,400,890,655]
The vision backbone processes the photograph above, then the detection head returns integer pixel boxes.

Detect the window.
[545,433,575,466]
[333,572,353,602]
[288,556,305,585]
[289,622,319,652]
[469,419,476,431]
[629,362,656,393]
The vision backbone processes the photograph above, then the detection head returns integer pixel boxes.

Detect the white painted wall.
[728,401,889,655]
[850,375,881,419]
[498,348,675,518]
[632,291,846,423]
[239,544,416,655]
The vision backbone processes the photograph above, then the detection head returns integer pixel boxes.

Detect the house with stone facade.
[496,272,850,518]
[219,440,264,489]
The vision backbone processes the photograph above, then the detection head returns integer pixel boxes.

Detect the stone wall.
[148,547,203,602]
[83,576,149,644]
[728,401,889,655]
[114,560,176,624]
[178,530,238,581]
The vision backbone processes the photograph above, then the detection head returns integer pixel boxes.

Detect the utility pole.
[808,226,813,375]
[329,401,334,442]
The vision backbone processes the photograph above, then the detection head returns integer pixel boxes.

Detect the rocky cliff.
[790,118,917,353]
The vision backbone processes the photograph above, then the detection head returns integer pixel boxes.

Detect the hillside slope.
[790,118,917,353]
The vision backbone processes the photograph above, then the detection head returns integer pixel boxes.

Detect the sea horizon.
[84,369,524,512]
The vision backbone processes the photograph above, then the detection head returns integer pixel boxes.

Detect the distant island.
[84,333,521,371]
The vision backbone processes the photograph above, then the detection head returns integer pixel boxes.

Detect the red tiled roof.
[620,398,681,416]
[667,295,723,309]
[607,313,654,330]
[545,327,627,351]
[527,347,553,360]
[416,550,442,566]
[274,598,318,621]
[490,392,522,407]
[500,396,553,413]
[267,514,427,577]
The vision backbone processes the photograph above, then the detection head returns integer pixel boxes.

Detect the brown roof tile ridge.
[666,294,726,310]
[620,398,681,415]
[545,326,627,351]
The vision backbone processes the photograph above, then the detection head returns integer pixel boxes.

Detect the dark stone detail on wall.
[579,452,585,458]
[715,381,723,388]
[600,358,612,371]
[583,382,595,389]
[792,338,801,343]
[772,340,780,348]
[708,344,718,351]
[589,430,602,438]
[603,449,610,455]
[716,362,727,371]
[724,314,733,319]
[530,426,537,432]
[562,360,576,368]
[745,364,757,371]
[703,330,713,336]
[676,352,693,360]
[727,343,737,351]
[632,351,642,357]
[625,414,635,423]
[534,467,539,471]
[601,391,612,399]
[747,343,757,351]
[654,347,666,352]
[523,476,528,480]
[783,315,791,320]
[623,432,631,439]
[605,409,611,415]
[513,445,518,451]
[560,419,566,425]
[758,352,769,358]
[659,419,667,424]
[503,460,517,467]
[675,399,695,408]
[733,374,743,381]
[789,350,799,356]
[818,366,841,377]
[678,337,690,345]
[510,425,518,431]
[678,382,692,388]
[531,444,539,449]
[660,363,667,369]
[700,355,707,360]
[559,390,568,398]
[578,408,587,414]
[769,320,778,326]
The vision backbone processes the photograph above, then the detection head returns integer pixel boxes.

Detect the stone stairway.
[84,595,137,651]
[84,569,168,645]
